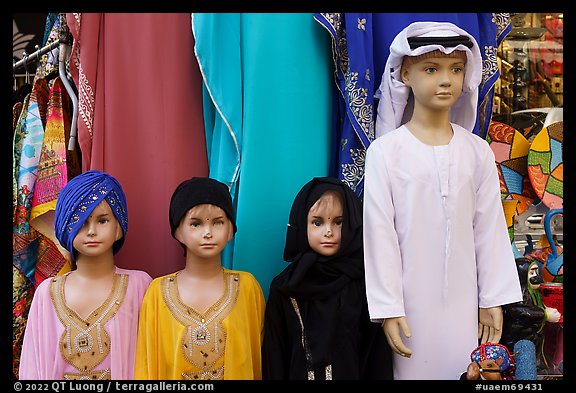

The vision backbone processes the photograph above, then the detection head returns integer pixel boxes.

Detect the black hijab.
[278,177,365,369]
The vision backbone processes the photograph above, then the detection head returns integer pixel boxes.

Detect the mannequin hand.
[545,307,561,323]
[478,307,503,344]
[383,316,412,358]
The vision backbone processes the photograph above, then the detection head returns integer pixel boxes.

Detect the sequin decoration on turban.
[470,342,515,372]
[54,170,128,260]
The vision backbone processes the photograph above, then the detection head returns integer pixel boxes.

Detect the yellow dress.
[134,269,265,380]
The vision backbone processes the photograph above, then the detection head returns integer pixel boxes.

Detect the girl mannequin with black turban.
[134,177,265,380]
[262,177,393,380]
[19,170,152,379]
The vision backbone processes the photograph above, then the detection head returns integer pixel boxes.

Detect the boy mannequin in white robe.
[363,21,522,379]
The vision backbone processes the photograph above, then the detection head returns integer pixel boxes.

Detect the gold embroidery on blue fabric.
[319,13,373,145]
[481,46,499,88]
[341,148,365,192]
[493,13,512,41]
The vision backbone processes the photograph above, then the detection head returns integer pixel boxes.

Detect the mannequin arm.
[383,316,412,357]
[478,306,503,344]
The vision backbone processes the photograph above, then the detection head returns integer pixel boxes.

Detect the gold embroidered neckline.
[50,273,128,376]
[59,272,122,322]
[161,271,240,379]
[172,270,230,317]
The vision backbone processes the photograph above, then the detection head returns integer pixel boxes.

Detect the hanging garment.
[13,93,31,218]
[66,13,208,278]
[193,13,333,298]
[34,13,60,84]
[314,13,511,200]
[12,77,50,379]
[13,266,34,379]
[18,267,152,380]
[30,77,81,286]
[13,77,49,274]
[13,102,23,133]
[134,269,265,380]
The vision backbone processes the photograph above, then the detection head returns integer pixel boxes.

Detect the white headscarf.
[374,21,483,138]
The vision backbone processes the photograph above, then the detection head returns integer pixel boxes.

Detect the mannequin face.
[528,263,541,290]
[307,191,343,257]
[174,204,233,259]
[72,200,123,258]
[401,53,466,112]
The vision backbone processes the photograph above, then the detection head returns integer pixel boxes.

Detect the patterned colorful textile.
[13,93,31,219]
[12,78,49,379]
[470,342,515,374]
[13,102,23,133]
[487,121,537,215]
[14,77,49,271]
[13,266,34,379]
[30,77,80,285]
[527,122,563,209]
[34,13,60,83]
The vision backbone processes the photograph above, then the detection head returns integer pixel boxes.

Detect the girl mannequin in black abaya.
[262,177,393,380]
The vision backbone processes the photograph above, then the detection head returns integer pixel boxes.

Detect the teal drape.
[193,13,333,297]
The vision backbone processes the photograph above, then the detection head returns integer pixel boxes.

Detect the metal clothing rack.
[12,15,78,151]
[13,39,61,72]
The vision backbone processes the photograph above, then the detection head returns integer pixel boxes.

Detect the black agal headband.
[407,35,473,49]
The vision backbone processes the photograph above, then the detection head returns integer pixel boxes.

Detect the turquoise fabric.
[194,13,333,297]
[235,13,332,298]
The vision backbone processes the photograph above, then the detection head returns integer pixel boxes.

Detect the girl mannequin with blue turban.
[19,170,152,380]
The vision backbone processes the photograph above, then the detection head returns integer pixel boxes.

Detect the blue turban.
[54,170,128,260]
[470,343,514,372]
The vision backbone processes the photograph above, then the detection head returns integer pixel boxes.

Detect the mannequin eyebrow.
[187,214,225,221]
[90,212,111,218]
[420,59,465,66]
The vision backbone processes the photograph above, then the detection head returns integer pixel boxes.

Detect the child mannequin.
[262,177,392,380]
[364,22,522,379]
[134,177,265,380]
[18,170,152,380]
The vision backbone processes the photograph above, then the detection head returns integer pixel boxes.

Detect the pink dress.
[18,267,152,380]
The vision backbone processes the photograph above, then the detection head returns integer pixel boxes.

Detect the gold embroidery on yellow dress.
[50,273,128,380]
[162,272,239,380]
